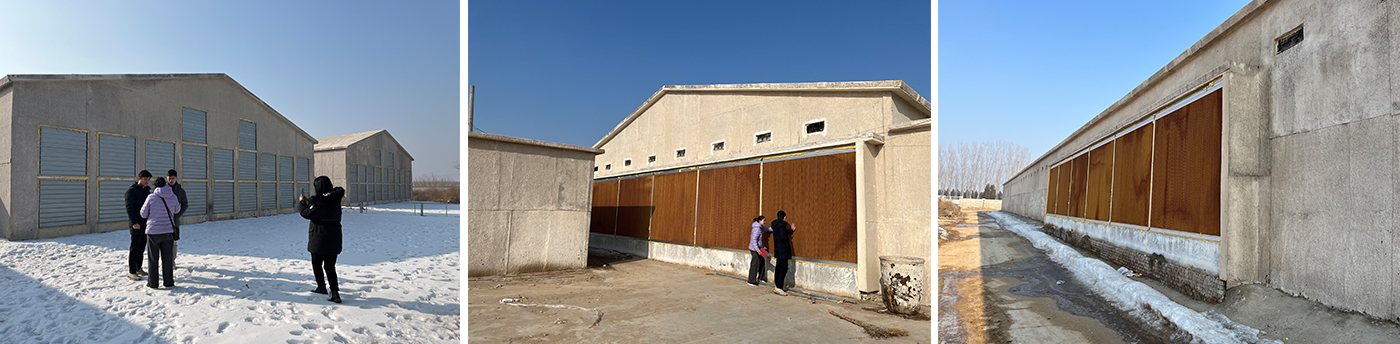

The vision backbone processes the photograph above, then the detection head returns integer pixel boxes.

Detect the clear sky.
[940,1,1250,167]
[467,1,932,148]
[0,1,460,180]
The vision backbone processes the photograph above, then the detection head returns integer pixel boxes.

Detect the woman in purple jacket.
[746,216,771,286]
[139,177,182,289]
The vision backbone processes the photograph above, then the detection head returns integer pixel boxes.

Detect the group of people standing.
[122,169,348,304]
[747,210,796,296]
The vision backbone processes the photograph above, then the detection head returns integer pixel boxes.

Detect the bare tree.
[939,140,1032,199]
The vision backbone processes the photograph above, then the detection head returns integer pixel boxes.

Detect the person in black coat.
[770,210,797,296]
[166,170,188,251]
[297,176,345,303]
[124,170,153,281]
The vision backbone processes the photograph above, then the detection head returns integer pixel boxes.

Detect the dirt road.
[468,253,930,343]
[938,211,1167,344]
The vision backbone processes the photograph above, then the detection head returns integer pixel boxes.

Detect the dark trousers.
[146,234,175,287]
[312,254,339,291]
[775,257,790,290]
[747,250,766,283]
[128,227,147,274]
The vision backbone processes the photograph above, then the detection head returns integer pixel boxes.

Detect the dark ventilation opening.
[648,155,656,163]
[756,132,772,144]
[713,141,725,151]
[594,166,598,172]
[625,159,631,167]
[1277,26,1303,54]
[806,121,825,134]
[676,149,686,158]
[605,163,611,170]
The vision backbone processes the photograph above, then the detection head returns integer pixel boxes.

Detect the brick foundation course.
[1040,224,1225,303]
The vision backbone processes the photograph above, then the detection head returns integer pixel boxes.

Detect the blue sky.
[0,1,460,179]
[940,1,1249,164]
[467,1,932,148]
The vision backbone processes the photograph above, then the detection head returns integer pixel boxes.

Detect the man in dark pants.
[166,170,188,257]
[124,170,153,281]
[771,210,797,296]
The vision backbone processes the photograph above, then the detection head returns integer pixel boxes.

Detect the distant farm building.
[314,130,415,205]
[0,74,317,240]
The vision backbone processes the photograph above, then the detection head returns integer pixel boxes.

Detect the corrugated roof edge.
[470,132,604,155]
[314,129,417,161]
[592,80,931,149]
[1005,0,1272,185]
[0,73,320,144]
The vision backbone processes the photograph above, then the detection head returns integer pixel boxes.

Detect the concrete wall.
[328,131,415,205]
[1002,0,1400,320]
[6,75,316,240]
[467,133,601,276]
[868,123,932,305]
[0,85,12,240]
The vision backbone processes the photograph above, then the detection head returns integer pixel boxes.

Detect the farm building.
[1002,0,1400,319]
[589,80,931,302]
[0,73,317,241]
[313,130,415,205]
[467,132,603,276]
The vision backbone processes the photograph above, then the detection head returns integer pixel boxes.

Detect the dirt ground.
[938,210,1165,344]
[467,253,931,343]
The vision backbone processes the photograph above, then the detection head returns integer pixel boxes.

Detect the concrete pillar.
[1220,62,1271,285]
[855,138,883,295]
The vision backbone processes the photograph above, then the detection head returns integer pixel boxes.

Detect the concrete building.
[467,132,603,276]
[1003,0,1400,319]
[589,81,931,303]
[0,74,317,240]
[313,130,415,205]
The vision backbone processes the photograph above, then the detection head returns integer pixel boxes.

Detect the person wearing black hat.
[770,210,797,296]
[298,176,345,303]
[124,170,153,281]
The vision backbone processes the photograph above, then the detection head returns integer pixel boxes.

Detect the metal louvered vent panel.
[144,140,176,176]
[213,182,235,214]
[348,165,358,185]
[184,181,207,216]
[260,153,276,181]
[238,151,257,180]
[296,158,310,181]
[181,144,207,180]
[98,180,129,223]
[280,183,294,209]
[359,165,367,183]
[39,179,86,228]
[212,148,235,180]
[261,182,276,210]
[238,120,256,150]
[238,182,257,212]
[99,134,136,177]
[40,127,87,176]
[279,156,293,181]
[182,107,207,144]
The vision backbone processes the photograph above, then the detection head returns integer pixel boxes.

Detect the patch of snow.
[0,201,459,343]
[987,212,1280,344]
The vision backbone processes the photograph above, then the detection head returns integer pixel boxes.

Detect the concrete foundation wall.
[467,135,598,277]
[1004,0,1400,320]
[6,75,315,240]
[588,233,859,298]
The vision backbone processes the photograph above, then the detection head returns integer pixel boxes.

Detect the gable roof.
[0,73,319,143]
[593,80,930,149]
[314,129,414,161]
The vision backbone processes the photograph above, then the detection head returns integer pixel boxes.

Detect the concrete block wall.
[3,75,316,240]
[868,123,932,305]
[467,133,600,277]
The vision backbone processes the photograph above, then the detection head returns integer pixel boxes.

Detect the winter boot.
[311,286,329,295]
[136,270,149,277]
[127,273,141,281]
[328,289,341,303]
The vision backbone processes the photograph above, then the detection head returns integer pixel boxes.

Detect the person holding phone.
[298,176,345,303]
[770,210,796,296]
[747,215,772,286]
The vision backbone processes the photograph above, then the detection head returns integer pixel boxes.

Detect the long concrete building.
[1003,0,1400,319]
[314,129,415,205]
[0,74,317,240]
[589,81,930,303]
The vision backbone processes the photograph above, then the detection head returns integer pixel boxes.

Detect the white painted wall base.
[1045,215,1220,275]
[589,233,858,298]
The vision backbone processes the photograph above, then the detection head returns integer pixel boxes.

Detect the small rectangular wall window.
[676,148,686,158]
[712,141,725,152]
[605,163,611,170]
[805,120,826,135]
[594,166,599,172]
[648,155,656,164]
[1277,25,1304,54]
[624,159,632,167]
[755,132,772,144]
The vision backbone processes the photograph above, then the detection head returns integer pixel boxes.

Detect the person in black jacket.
[167,170,188,254]
[770,210,797,296]
[297,176,345,303]
[124,170,153,281]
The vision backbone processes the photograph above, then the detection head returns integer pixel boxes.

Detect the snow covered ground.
[0,202,461,344]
